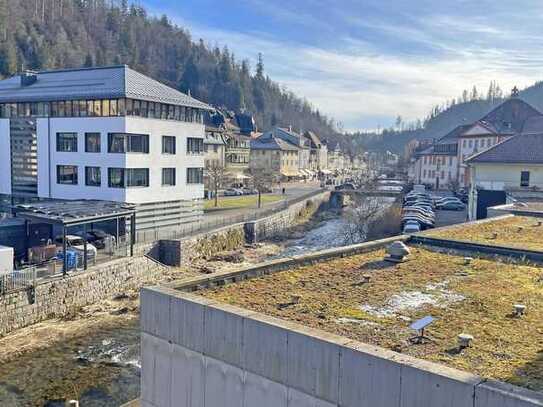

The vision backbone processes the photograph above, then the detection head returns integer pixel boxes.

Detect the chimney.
[288,125,292,132]
[21,70,38,87]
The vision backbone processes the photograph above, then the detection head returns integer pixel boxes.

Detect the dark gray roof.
[437,124,472,144]
[304,130,324,148]
[251,136,299,151]
[467,133,543,164]
[521,115,543,134]
[15,199,135,226]
[478,98,542,134]
[0,65,211,110]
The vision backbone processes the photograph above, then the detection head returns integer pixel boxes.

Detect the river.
[0,203,394,406]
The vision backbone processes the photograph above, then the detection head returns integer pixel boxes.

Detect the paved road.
[203,181,322,224]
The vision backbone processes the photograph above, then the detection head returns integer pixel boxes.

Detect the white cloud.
[152,4,543,131]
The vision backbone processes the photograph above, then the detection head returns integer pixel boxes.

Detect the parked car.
[224,188,243,196]
[54,235,98,258]
[403,221,421,234]
[241,187,258,195]
[86,230,116,250]
[436,201,466,211]
[403,208,435,219]
[434,196,462,205]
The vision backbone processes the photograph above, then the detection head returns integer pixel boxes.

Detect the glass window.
[73,100,80,117]
[186,167,204,184]
[180,106,186,122]
[65,101,73,117]
[87,100,94,117]
[110,99,118,116]
[57,165,78,185]
[30,103,38,116]
[108,168,124,188]
[85,166,101,186]
[58,101,65,117]
[79,100,87,117]
[141,101,148,117]
[108,133,149,153]
[126,99,133,116]
[161,104,168,120]
[162,168,176,186]
[126,168,149,187]
[521,171,530,187]
[168,104,175,120]
[85,133,101,153]
[174,106,180,121]
[162,136,176,154]
[51,102,58,117]
[133,100,141,116]
[56,133,78,152]
[102,100,110,117]
[117,99,126,116]
[93,100,102,116]
[149,102,155,118]
[187,137,204,154]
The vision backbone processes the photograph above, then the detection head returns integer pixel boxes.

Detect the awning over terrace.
[14,200,136,274]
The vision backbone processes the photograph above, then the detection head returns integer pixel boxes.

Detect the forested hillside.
[0,0,340,140]
[356,82,543,154]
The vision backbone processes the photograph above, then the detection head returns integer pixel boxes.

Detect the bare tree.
[206,163,226,208]
[248,168,280,208]
[342,196,383,244]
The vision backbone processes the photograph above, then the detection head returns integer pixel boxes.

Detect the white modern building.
[0,65,211,235]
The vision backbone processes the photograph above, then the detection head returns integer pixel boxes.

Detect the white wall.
[0,119,11,194]
[36,116,205,204]
[472,163,543,190]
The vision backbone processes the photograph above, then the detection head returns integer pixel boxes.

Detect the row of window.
[423,169,453,180]
[56,132,203,155]
[462,138,495,150]
[56,166,203,187]
[423,155,454,166]
[0,98,204,123]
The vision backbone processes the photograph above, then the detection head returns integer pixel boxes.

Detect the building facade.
[0,65,210,234]
[410,96,543,190]
[467,132,543,219]
[250,135,300,179]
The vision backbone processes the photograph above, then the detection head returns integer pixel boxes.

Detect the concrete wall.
[0,255,166,336]
[140,286,543,407]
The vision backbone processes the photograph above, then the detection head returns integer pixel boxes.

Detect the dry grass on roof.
[200,247,543,390]
[427,216,543,251]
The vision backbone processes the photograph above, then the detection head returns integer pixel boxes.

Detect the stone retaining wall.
[150,191,331,267]
[0,256,166,336]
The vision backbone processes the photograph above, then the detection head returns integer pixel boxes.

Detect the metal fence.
[0,266,36,295]
[135,189,326,243]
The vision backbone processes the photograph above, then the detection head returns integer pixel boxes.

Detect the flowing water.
[0,205,393,406]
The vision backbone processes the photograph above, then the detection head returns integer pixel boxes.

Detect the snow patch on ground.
[360,280,464,318]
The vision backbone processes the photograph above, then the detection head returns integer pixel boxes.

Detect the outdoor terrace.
[199,244,543,391]
[426,215,543,251]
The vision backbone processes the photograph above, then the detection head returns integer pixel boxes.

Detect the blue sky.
[144,0,543,131]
